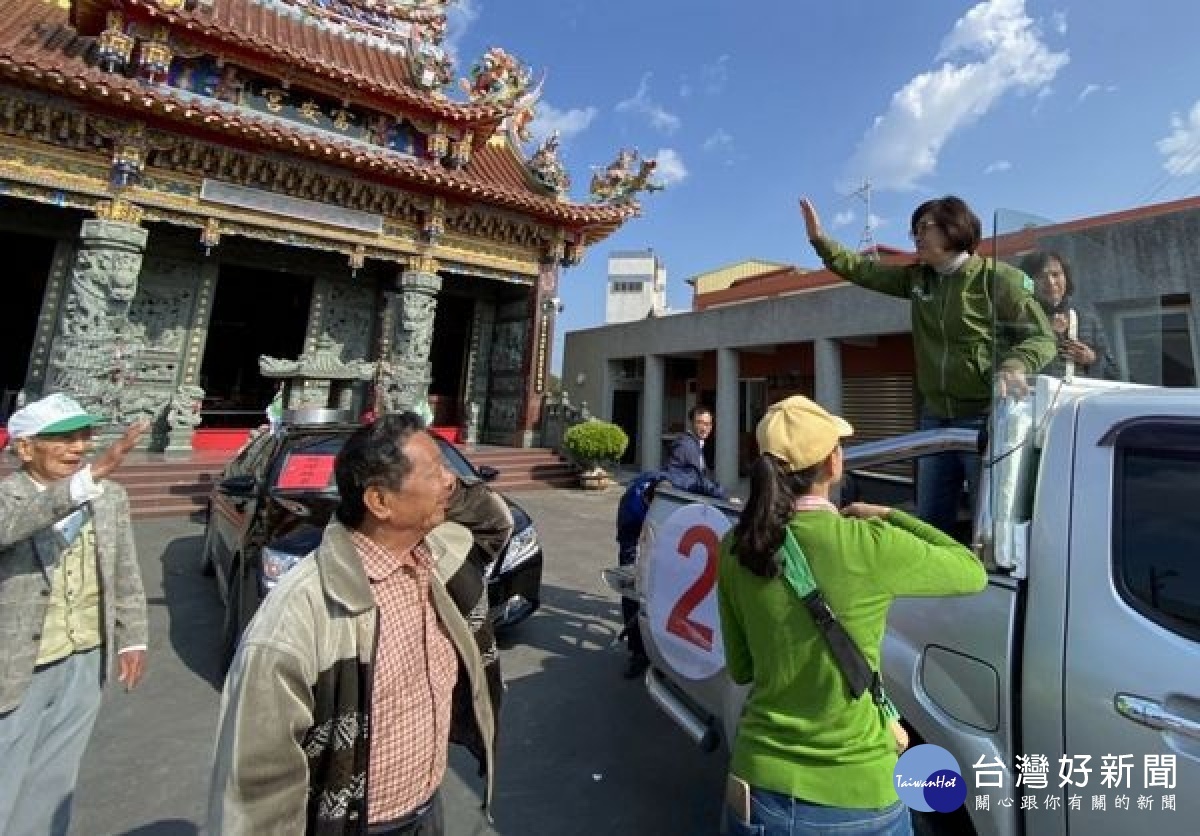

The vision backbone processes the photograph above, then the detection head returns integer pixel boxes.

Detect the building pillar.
[46,215,149,428]
[715,347,740,491]
[640,353,665,471]
[515,260,560,447]
[378,257,441,415]
[462,298,496,445]
[814,337,843,414]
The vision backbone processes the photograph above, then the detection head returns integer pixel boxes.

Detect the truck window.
[1113,426,1200,643]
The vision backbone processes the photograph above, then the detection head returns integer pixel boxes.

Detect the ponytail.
[732,454,821,578]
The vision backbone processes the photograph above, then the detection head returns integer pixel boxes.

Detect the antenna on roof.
[852,179,878,261]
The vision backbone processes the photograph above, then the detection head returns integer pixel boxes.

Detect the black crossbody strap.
[782,530,890,708]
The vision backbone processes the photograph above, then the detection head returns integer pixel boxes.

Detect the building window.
[1113,421,1200,642]
[611,280,644,294]
[1113,302,1198,386]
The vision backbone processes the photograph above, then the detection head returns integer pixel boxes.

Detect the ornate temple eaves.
[70,0,506,127]
[0,70,635,237]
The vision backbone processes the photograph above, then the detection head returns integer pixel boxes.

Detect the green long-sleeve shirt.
[813,236,1056,418]
[716,508,987,809]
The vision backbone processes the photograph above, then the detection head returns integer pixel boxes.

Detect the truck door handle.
[1115,694,1200,741]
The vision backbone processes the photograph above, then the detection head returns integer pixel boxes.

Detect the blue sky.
[442,0,1200,373]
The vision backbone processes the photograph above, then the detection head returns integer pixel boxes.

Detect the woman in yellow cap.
[716,395,987,836]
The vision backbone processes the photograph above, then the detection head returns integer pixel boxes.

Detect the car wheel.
[200,522,217,577]
[221,558,244,672]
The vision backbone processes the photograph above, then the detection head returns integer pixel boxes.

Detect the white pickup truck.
[606,207,1200,834]
[608,377,1200,836]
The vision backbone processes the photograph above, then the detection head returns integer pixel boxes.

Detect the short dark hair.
[689,405,713,422]
[1020,250,1075,297]
[334,411,425,528]
[911,195,982,255]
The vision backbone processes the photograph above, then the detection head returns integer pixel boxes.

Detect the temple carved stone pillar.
[46,217,153,427]
[379,260,441,415]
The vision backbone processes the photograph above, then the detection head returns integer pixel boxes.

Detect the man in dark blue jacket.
[663,405,727,499]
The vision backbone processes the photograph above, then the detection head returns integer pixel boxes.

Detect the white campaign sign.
[645,502,732,681]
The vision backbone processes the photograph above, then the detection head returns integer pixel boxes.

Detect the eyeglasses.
[910,220,940,242]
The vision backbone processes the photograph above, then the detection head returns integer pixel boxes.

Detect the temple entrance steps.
[1,446,576,520]
[464,446,578,493]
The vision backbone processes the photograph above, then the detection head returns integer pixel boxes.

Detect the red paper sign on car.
[276,454,335,490]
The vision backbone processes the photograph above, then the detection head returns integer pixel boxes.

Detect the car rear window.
[268,431,479,492]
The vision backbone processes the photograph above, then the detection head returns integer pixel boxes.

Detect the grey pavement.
[71,486,726,836]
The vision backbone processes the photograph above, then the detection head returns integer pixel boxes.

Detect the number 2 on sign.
[666,524,719,651]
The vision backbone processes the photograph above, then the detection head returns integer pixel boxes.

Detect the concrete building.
[606,249,667,323]
[562,197,1200,486]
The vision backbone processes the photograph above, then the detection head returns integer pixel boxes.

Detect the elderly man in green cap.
[0,393,149,836]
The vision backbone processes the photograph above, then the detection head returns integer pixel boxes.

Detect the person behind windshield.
[717,396,986,836]
[799,196,1055,534]
[1021,250,1118,380]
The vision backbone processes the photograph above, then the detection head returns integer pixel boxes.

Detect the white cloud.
[832,210,856,228]
[1078,83,1118,102]
[444,0,480,61]
[1050,10,1068,35]
[701,129,733,153]
[984,159,1012,174]
[653,148,688,186]
[701,55,730,95]
[839,0,1068,192]
[1032,85,1054,114]
[616,74,681,134]
[1157,101,1200,176]
[529,101,598,146]
[680,56,729,99]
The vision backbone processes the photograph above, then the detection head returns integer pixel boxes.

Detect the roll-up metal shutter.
[841,375,916,480]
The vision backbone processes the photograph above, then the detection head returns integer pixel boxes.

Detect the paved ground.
[71,485,727,836]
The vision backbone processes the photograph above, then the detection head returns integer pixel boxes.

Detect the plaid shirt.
[350,530,458,824]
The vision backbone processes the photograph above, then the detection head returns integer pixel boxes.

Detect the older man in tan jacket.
[210,412,495,836]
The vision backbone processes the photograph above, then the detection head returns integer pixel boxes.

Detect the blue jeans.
[916,412,986,535]
[725,788,913,836]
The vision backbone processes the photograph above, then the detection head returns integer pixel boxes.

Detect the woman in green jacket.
[717,396,987,836]
[799,196,1055,535]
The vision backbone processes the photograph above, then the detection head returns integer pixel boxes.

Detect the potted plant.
[562,419,629,489]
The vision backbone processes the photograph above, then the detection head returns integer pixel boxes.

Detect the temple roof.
[0,0,635,242]
[72,0,503,124]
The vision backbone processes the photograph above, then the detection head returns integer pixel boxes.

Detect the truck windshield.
[982,208,1199,566]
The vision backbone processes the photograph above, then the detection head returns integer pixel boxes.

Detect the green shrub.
[563,419,628,470]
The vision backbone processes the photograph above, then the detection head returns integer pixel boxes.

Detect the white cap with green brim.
[7,393,97,439]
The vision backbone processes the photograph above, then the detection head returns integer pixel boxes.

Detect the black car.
[202,419,543,662]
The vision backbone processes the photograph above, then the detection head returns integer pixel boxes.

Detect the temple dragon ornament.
[589,148,666,206]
